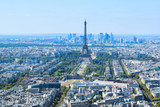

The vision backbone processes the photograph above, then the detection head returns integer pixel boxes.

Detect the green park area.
[50,51,80,76]
[85,52,118,76]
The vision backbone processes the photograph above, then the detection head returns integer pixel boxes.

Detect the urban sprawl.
[0,32,160,107]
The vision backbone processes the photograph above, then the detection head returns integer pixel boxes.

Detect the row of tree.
[50,51,80,76]
[0,73,29,90]
[50,86,69,107]
[85,52,118,76]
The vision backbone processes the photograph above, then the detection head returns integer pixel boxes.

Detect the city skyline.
[0,0,160,35]
[0,1,160,106]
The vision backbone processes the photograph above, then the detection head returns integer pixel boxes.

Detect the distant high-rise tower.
[120,38,124,43]
[78,20,92,62]
[88,33,94,43]
[110,32,114,43]
[105,33,110,43]
[133,36,138,43]
[98,33,104,44]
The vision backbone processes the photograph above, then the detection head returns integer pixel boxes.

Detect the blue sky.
[0,0,160,34]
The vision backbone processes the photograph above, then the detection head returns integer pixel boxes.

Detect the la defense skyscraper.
[78,20,92,62]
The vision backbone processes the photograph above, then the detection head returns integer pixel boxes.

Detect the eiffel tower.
[78,20,92,62]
